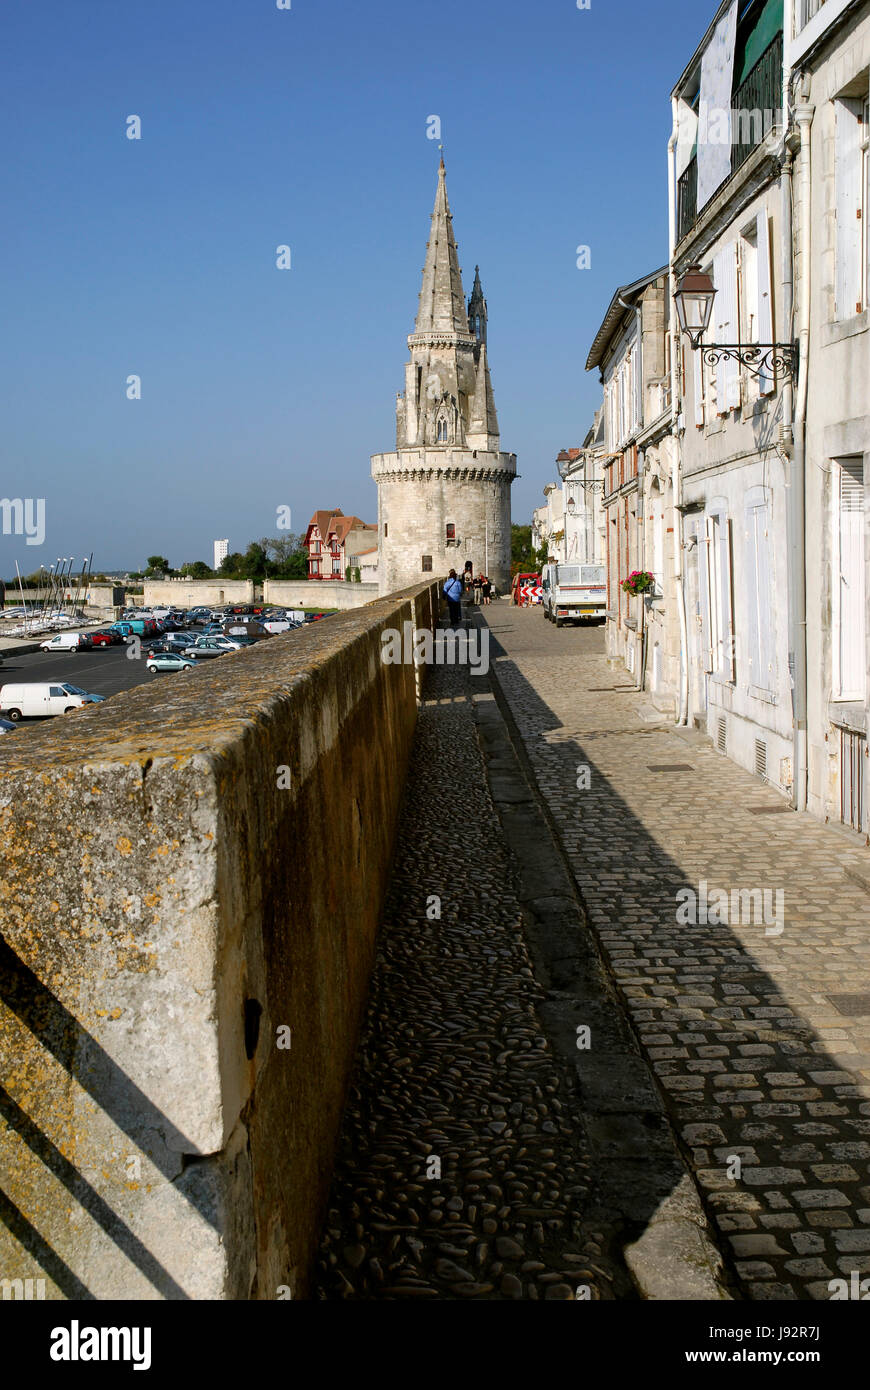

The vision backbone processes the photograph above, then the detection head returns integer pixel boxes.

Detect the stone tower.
[371,158,516,595]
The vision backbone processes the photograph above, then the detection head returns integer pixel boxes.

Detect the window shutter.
[713,249,728,412]
[701,518,715,672]
[750,504,775,692]
[839,461,865,697]
[756,210,774,393]
[836,101,863,318]
[723,245,741,408]
[721,518,735,681]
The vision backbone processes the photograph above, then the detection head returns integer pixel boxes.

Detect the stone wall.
[0,580,440,1300]
[143,579,255,607]
[263,579,380,609]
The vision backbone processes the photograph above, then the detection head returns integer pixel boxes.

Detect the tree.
[260,533,308,579]
[218,552,246,578]
[511,524,536,576]
[180,560,213,579]
[145,555,170,576]
[241,542,270,579]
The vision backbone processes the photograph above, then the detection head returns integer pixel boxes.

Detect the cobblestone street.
[315,654,636,1300]
[315,600,870,1302]
[488,605,870,1301]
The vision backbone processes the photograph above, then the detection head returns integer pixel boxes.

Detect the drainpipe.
[789,95,814,812]
[669,95,690,725]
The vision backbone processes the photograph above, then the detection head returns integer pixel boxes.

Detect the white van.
[542,562,607,626]
[38,632,92,652]
[0,682,97,719]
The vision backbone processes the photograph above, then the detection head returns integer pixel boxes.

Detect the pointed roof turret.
[415,159,470,335]
[467,265,487,341]
[468,342,499,443]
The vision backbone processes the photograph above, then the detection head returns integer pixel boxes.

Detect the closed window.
[422,555,433,572]
[712,243,740,412]
[446,522,455,541]
[834,459,865,700]
[745,494,775,693]
[383,523,388,538]
[701,511,735,681]
[835,95,869,319]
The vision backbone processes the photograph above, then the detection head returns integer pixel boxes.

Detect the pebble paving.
[314,654,631,1301]
[488,606,870,1301]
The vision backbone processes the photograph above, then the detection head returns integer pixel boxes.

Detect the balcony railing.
[677,32,783,242]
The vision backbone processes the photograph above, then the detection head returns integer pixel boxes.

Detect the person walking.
[444,569,463,627]
[473,572,483,605]
[481,574,492,605]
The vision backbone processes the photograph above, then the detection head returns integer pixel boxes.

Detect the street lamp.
[674,262,798,383]
[673,264,716,348]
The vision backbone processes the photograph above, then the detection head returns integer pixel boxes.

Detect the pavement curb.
[475,643,734,1301]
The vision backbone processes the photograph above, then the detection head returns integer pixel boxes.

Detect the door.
[47,687,68,713]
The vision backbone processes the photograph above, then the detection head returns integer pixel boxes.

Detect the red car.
[89,630,122,647]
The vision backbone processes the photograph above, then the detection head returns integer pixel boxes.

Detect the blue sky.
[2,0,707,574]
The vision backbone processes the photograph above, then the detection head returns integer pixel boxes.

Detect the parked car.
[146,652,197,673]
[0,682,104,719]
[180,637,225,659]
[0,717,18,734]
[89,630,122,647]
[303,612,325,623]
[161,632,197,651]
[38,632,93,653]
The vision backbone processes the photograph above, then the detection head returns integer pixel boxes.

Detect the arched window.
[436,416,448,443]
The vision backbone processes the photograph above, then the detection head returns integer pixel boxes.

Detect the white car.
[39,632,92,652]
[0,682,102,719]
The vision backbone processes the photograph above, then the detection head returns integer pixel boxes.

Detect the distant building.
[305,510,377,580]
[371,158,516,595]
[213,539,229,570]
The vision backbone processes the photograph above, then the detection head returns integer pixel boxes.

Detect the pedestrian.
[481,574,492,605]
[473,572,483,604]
[444,568,463,627]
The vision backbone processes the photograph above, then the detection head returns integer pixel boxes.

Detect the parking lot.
[0,638,184,710]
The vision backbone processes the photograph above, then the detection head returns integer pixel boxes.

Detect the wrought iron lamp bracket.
[699,342,798,383]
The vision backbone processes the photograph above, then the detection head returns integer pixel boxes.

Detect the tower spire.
[414,160,469,335]
[467,264,487,347]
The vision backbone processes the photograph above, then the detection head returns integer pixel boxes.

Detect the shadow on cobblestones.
[484,610,870,1302]
[314,651,641,1301]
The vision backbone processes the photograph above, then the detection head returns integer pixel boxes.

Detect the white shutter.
[756,209,774,394]
[723,245,741,408]
[745,512,760,687]
[721,518,735,681]
[753,505,775,691]
[839,461,865,697]
[713,249,728,412]
[836,101,863,319]
[694,340,705,426]
[701,518,715,672]
[712,246,740,411]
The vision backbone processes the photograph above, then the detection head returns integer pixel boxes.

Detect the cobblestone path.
[488,606,870,1301]
[314,657,633,1301]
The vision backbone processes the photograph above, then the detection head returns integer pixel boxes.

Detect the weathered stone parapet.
[0,581,439,1300]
